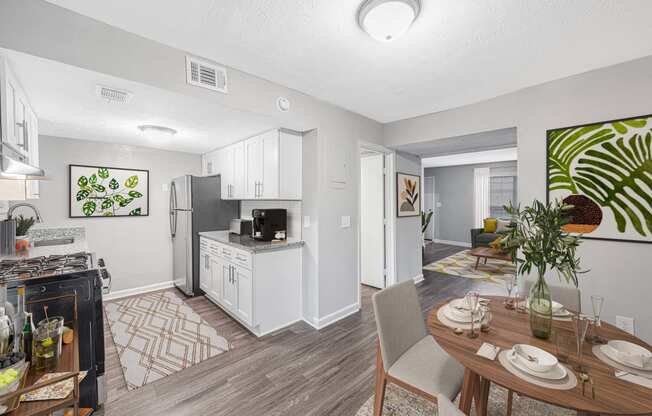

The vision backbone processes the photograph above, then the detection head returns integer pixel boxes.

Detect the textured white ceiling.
[44,0,652,123]
[2,49,274,153]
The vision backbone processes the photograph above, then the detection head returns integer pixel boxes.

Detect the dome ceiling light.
[138,125,178,141]
[358,0,421,42]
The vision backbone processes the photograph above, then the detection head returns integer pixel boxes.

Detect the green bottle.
[22,313,34,362]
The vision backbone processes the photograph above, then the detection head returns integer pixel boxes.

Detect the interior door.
[424,176,435,240]
[360,153,385,289]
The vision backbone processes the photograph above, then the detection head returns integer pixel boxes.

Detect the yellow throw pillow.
[489,236,503,250]
[483,218,497,233]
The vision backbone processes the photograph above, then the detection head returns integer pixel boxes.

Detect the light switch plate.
[341,215,351,228]
[162,183,169,192]
[436,202,442,208]
[616,316,635,335]
[304,216,310,228]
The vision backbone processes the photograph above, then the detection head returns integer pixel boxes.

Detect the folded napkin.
[477,343,500,361]
[605,345,652,369]
[615,371,652,389]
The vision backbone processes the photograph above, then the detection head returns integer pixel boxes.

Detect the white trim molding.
[413,274,424,285]
[306,302,361,330]
[434,239,471,248]
[103,281,175,301]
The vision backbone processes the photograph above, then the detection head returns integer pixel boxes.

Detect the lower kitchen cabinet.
[199,236,301,336]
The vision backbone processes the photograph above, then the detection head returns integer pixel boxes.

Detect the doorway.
[423,175,435,241]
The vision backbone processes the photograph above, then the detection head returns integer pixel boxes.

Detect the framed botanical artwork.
[397,172,421,217]
[547,114,652,243]
[69,165,149,218]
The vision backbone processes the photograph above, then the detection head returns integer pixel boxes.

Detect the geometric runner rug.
[104,290,230,390]
[423,249,516,287]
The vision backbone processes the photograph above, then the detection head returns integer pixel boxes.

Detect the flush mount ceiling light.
[358,0,421,42]
[138,124,178,140]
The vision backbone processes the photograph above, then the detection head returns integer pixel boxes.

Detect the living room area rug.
[355,383,573,416]
[105,290,231,390]
[423,249,515,286]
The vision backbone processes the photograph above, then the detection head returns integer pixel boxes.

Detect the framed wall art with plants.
[397,172,420,217]
[547,114,652,243]
[69,165,149,218]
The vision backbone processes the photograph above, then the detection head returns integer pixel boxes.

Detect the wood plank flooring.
[98,243,498,416]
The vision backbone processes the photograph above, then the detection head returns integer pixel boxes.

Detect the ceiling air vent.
[96,85,132,103]
[186,56,228,93]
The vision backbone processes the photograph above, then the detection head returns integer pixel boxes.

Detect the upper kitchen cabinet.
[202,129,302,200]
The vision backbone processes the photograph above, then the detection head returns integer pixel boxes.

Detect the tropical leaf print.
[72,166,146,217]
[548,116,652,238]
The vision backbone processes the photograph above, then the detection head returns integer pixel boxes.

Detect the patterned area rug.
[105,290,230,390]
[356,383,574,416]
[423,249,515,286]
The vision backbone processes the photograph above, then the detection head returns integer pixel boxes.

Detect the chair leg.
[374,342,387,416]
[506,390,514,416]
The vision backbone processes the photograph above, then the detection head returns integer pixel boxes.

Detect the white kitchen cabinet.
[198,235,301,337]
[199,248,212,294]
[25,108,39,199]
[202,129,301,200]
[234,265,253,326]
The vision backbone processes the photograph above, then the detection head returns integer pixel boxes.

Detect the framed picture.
[69,164,149,218]
[397,172,421,217]
[547,114,652,244]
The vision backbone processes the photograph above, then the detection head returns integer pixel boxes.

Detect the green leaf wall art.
[547,114,652,243]
[69,165,149,218]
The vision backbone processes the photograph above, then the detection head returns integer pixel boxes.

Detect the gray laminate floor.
[98,243,496,416]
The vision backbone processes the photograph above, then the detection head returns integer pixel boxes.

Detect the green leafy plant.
[501,199,584,287]
[75,167,143,216]
[15,215,35,236]
[548,117,652,236]
[421,209,433,234]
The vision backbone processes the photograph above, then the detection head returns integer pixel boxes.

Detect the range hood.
[0,145,46,180]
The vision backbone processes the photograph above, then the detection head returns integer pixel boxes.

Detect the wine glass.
[587,295,606,344]
[465,291,480,338]
[504,277,516,309]
[573,315,591,372]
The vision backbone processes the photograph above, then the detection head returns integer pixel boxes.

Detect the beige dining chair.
[437,394,465,416]
[506,279,581,415]
[372,280,464,416]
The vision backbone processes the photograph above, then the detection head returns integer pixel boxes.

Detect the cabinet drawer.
[214,243,251,270]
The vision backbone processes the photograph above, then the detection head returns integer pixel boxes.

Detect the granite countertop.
[0,226,89,260]
[198,230,304,253]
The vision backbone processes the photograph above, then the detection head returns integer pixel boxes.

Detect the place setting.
[436,291,492,336]
[497,343,578,391]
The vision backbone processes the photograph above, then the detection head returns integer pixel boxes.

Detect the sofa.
[470,218,514,248]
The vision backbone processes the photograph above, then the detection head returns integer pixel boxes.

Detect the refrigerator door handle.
[169,181,177,237]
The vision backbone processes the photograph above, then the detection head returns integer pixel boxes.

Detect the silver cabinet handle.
[205,254,209,269]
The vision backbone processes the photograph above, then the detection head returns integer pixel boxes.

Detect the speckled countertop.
[0,226,89,260]
[198,230,304,253]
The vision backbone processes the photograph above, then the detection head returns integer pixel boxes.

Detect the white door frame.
[423,175,436,241]
[357,141,396,304]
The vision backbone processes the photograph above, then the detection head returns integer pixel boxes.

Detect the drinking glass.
[554,328,573,364]
[573,315,591,372]
[591,296,604,327]
[480,306,492,332]
[465,291,480,338]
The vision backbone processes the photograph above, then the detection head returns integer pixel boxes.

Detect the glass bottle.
[0,307,13,356]
[13,286,26,353]
[528,271,553,339]
[23,312,34,362]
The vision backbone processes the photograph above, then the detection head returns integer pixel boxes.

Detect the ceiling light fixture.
[358,0,421,42]
[138,125,178,141]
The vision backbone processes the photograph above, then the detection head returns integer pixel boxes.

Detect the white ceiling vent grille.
[186,56,228,93]
[96,85,132,103]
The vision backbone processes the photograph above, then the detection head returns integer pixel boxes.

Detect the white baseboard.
[305,302,360,330]
[434,239,471,248]
[413,274,424,285]
[103,281,175,301]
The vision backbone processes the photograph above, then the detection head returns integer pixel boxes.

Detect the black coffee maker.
[251,209,287,241]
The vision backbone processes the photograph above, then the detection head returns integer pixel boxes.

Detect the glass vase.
[529,272,553,339]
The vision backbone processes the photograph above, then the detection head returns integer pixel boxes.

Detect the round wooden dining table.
[428,296,652,416]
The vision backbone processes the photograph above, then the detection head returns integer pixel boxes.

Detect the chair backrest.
[523,279,581,312]
[372,280,428,370]
[437,394,465,416]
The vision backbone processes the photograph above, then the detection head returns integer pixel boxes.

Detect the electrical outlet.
[304,216,310,228]
[616,316,635,335]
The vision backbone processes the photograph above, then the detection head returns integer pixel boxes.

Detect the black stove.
[0,252,93,280]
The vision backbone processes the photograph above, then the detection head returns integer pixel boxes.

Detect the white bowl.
[604,340,652,370]
[513,344,558,373]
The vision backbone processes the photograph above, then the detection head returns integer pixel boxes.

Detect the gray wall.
[384,55,652,343]
[0,0,384,325]
[395,152,423,283]
[26,135,201,292]
[424,161,517,244]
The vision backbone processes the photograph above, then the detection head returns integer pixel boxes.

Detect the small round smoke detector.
[276,97,291,112]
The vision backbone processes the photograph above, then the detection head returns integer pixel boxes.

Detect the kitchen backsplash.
[240,200,302,240]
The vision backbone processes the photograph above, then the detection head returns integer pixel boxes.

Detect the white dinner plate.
[506,350,568,380]
[601,341,652,371]
[443,305,481,323]
[525,299,565,313]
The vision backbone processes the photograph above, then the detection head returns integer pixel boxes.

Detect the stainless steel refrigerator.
[170,175,239,296]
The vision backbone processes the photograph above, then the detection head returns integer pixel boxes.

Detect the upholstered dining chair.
[371,280,464,416]
[506,279,582,415]
[437,394,465,416]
